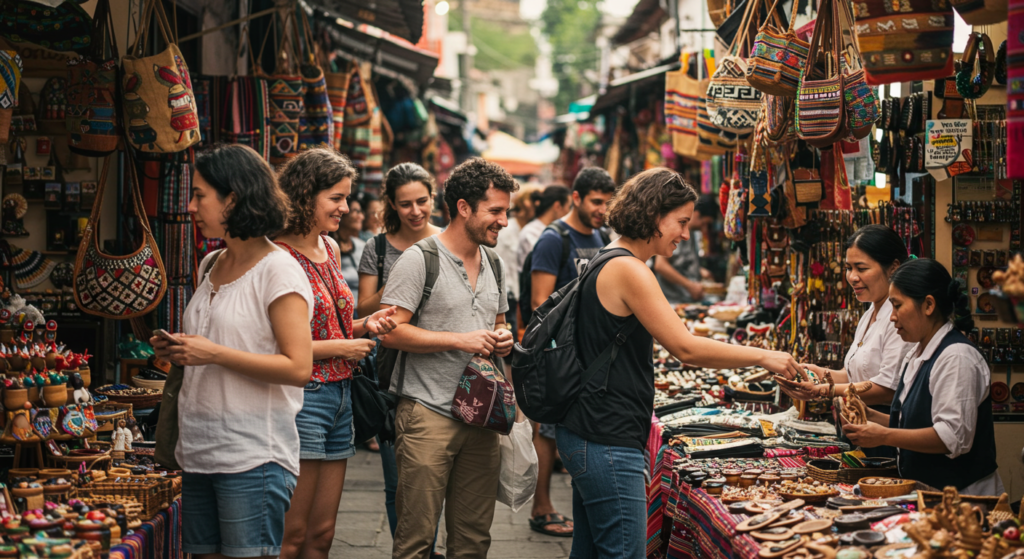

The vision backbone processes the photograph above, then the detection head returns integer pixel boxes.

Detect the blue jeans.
[183,462,297,557]
[296,380,357,461]
[555,425,647,559]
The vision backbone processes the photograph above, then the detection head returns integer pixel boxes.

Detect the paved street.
[331,448,575,558]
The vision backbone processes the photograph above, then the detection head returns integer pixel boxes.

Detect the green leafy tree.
[541,0,602,113]
[448,12,539,72]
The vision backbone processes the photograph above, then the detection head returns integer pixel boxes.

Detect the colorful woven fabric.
[219,76,270,160]
[298,65,333,151]
[326,69,350,148]
[340,63,385,187]
[665,75,700,156]
[192,76,215,147]
[267,72,304,164]
[853,0,955,85]
[707,57,762,134]
[843,68,881,139]
[796,75,844,145]
[109,498,182,559]
[1010,0,1024,178]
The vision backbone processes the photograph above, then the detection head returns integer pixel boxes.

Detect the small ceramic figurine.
[113,419,130,453]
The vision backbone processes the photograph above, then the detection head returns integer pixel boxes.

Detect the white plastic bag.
[496,419,538,512]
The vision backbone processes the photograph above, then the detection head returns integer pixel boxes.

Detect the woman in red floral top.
[274,148,397,559]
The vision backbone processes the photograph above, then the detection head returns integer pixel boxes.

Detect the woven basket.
[78,477,173,519]
[807,459,840,483]
[858,478,915,498]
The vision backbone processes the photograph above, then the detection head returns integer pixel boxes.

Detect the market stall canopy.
[611,0,669,46]
[307,0,426,44]
[482,131,559,177]
[314,14,439,88]
[590,61,680,115]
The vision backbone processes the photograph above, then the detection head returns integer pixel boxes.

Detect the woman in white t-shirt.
[779,225,914,407]
[151,144,314,559]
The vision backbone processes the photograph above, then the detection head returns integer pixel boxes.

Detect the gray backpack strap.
[199,249,224,285]
[394,237,441,397]
[482,246,503,302]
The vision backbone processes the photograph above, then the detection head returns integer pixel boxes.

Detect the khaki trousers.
[392,398,500,559]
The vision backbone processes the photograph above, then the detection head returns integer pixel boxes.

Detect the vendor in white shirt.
[843,259,1002,495]
[779,225,914,408]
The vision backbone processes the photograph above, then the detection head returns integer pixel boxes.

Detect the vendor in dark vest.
[843,259,1003,495]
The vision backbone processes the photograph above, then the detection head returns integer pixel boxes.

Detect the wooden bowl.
[10,486,43,498]
[42,483,73,494]
[38,468,73,480]
[779,490,838,505]
[3,388,27,411]
[858,477,915,498]
[7,468,38,480]
[42,385,67,408]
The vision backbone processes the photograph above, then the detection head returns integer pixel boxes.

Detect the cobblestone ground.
[330,448,575,558]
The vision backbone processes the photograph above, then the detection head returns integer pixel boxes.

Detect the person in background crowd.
[560,168,802,558]
[359,192,384,241]
[652,194,718,304]
[778,225,914,430]
[154,144,315,559]
[382,158,517,559]
[516,185,571,273]
[333,194,367,304]
[495,185,540,344]
[273,148,398,559]
[356,163,443,549]
[842,259,1003,496]
[525,167,617,538]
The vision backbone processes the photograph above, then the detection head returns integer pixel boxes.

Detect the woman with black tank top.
[559,168,802,559]
[842,259,1002,495]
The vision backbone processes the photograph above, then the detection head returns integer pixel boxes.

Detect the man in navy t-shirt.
[525,166,616,538]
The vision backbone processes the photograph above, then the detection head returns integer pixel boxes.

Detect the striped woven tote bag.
[746,0,809,97]
[796,0,847,148]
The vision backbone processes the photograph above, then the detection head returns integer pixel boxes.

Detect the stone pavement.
[331,448,575,558]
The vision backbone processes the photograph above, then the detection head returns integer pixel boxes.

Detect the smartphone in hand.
[153,329,183,345]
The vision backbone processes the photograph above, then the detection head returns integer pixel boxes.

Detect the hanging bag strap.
[90,0,119,60]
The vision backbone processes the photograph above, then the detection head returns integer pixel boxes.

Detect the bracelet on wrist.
[362,316,370,331]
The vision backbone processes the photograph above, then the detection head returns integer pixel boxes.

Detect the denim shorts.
[296,379,357,461]
[182,462,297,557]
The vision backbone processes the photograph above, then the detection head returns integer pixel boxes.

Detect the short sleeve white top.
[843,300,913,390]
[176,248,314,476]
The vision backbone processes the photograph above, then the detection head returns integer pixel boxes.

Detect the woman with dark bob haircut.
[273,148,398,559]
[557,167,801,559]
[151,144,316,559]
[843,258,1003,495]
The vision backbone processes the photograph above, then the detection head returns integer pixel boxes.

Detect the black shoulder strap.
[482,246,503,301]
[575,247,640,394]
[374,233,388,287]
[549,220,572,267]
[395,237,441,396]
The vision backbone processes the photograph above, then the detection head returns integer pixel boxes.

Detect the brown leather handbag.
[73,156,168,319]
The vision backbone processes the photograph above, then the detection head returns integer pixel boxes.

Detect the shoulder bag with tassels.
[795,0,847,148]
[745,0,809,97]
[706,0,763,135]
[73,156,168,319]
[121,0,201,153]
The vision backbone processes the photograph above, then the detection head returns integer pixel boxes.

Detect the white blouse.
[843,300,913,390]
[895,322,1004,496]
[176,248,314,476]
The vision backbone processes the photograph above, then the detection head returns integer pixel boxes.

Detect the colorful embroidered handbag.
[724,171,747,241]
[746,0,809,97]
[65,0,119,156]
[707,0,763,135]
[765,93,797,143]
[837,5,879,140]
[297,9,333,151]
[451,356,517,435]
[256,12,304,164]
[73,156,167,319]
[666,53,703,158]
[120,0,201,153]
[854,0,955,85]
[795,0,846,148]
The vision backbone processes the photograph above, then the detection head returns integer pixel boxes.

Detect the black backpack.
[518,221,610,327]
[375,235,504,391]
[510,248,638,424]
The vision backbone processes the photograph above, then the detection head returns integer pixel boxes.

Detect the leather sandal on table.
[529,513,574,537]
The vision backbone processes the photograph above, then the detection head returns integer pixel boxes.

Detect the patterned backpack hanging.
[854,0,955,85]
[707,0,763,135]
[66,0,119,156]
[0,50,22,144]
[745,0,809,97]
[666,53,703,158]
[795,0,847,148]
[296,9,333,151]
[256,11,304,164]
[121,0,201,152]
[73,156,167,319]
